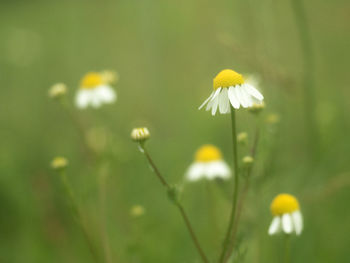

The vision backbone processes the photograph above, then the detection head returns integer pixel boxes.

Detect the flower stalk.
[58,169,101,263]
[138,144,209,263]
[218,106,240,263]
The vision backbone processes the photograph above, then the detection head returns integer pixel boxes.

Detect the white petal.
[210,87,222,101]
[268,216,281,235]
[233,86,246,108]
[218,88,230,114]
[211,96,219,116]
[186,163,206,181]
[282,214,293,234]
[205,161,231,180]
[236,85,249,108]
[245,84,264,101]
[240,86,253,107]
[95,85,116,103]
[228,86,240,109]
[198,91,214,110]
[91,90,103,108]
[292,211,303,235]
[76,90,92,109]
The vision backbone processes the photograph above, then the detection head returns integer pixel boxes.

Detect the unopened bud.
[131,127,150,143]
[51,156,68,170]
[130,205,145,218]
[242,156,254,167]
[237,132,248,145]
[49,83,67,99]
[248,102,265,114]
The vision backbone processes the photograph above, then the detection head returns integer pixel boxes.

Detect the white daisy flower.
[199,69,264,115]
[75,71,117,109]
[268,194,303,236]
[186,145,231,181]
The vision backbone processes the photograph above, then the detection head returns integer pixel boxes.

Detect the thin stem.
[218,106,239,263]
[284,234,291,263]
[224,127,260,262]
[290,0,318,156]
[59,170,101,263]
[140,145,209,263]
[98,165,113,263]
[59,99,94,162]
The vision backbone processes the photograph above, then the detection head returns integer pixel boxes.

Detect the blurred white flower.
[268,194,303,236]
[75,71,117,109]
[186,145,231,181]
[199,69,264,115]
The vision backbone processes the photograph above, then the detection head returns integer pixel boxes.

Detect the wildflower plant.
[76,71,117,109]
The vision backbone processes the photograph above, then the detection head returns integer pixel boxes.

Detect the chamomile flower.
[268,194,303,236]
[75,71,117,109]
[186,145,231,181]
[199,69,264,115]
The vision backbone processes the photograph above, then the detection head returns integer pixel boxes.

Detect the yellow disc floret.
[80,72,104,89]
[195,144,222,162]
[270,194,300,216]
[213,69,244,90]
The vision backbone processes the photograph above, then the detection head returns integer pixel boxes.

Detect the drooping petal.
[292,211,303,235]
[211,96,220,116]
[199,91,214,110]
[228,86,240,109]
[268,216,281,235]
[245,84,264,101]
[186,163,206,181]
[240,86,253,107]
[282,214,293,234]
[210,87,222,101]
[219,88,230,114]
[96,85,116,103]
[76,89,92,109]
[205,160,231,180]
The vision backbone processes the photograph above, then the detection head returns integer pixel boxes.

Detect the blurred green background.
[1,0,349,262]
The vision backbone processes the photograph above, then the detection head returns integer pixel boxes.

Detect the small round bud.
[130,205,145,218]
[131,128,150,143]
[49,83,67,99]
[248,102,265,114]
[242,156,254,167]
[101,70,119,84]
[237,132,248,145]
[265,113,280,124]
[51,156,68,170]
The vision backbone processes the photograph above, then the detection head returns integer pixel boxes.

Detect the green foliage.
[0,0,349,262]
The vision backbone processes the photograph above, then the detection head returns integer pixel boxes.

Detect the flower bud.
[130,205,145,218]
[51,156,68,170]
[131,128,150,143]
[265,113,280,124]
[49,83,67,99]
[242,156,254,167]
[101,70,119,84]
[237,132,248,145]
[248,102,265,114]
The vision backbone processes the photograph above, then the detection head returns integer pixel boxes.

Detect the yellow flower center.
[213,69,244,90]
[270,194,300,216]
[80,72,104,89]
[195,145,222,162]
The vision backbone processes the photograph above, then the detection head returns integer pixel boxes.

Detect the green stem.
[218,106,239,263]
[59,170,101,263]
[140,146,209,263]
[98,165,113,263]
[59,99,94,162]
[284,234,291,263]
[290,0,318,156]
[223,126,260,263]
